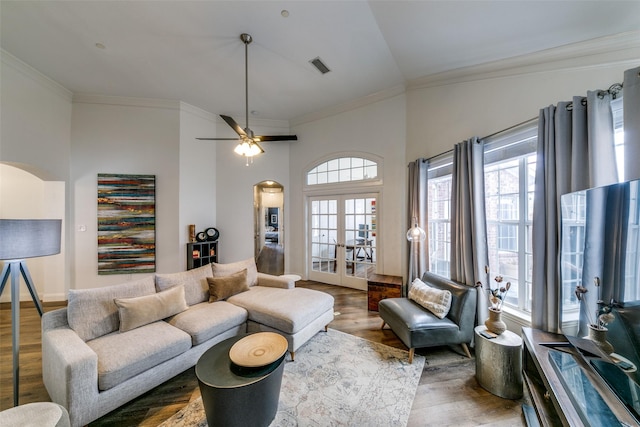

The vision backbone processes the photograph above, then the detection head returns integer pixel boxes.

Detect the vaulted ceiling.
[2,1,639,124]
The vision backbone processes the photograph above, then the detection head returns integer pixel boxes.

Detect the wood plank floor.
[0,281,526,426]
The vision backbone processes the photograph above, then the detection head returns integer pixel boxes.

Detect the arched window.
[306,156,378,186]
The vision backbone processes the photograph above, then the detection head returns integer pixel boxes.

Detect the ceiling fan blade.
[255,135,298,142]
[196,137,241,141]
[220,115,247,137]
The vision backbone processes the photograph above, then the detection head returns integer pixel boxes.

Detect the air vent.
[309,57,331,74]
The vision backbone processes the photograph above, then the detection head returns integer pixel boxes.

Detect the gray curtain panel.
[450,137,489,324]
[532,91,618,332]
[624,66,640,182]
[406,159,428,294]
[578,182,630,336]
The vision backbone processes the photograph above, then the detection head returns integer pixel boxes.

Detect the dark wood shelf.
[187,241,218,270]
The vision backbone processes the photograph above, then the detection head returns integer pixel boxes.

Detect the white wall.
[406,58,639,161]
[0,165,66,301]
[289,94,407,278]
[70,97,181,288]
[0,51,71,301]
[179,103,218,270]
[215,119,291,265]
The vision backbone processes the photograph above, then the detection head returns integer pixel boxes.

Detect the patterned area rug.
[159,329,425,427]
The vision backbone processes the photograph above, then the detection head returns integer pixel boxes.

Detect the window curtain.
[578,182,630,337]
[532,90,618,332]
[450,138,489,323]
[407,159,428,294]
[625,65,640,181]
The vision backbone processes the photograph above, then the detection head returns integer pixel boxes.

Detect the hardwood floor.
[0,281,525,426]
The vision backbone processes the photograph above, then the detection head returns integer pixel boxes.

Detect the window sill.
[501,306,532,331]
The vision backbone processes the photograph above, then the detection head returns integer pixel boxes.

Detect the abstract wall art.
[97,174,156,274]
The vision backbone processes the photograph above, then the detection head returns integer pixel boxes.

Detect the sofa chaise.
[41,258,334,427]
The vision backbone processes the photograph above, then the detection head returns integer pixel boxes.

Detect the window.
[307,157,378,186]
[427,155,453,278]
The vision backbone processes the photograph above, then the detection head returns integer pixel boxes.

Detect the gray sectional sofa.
[41,258,334,427]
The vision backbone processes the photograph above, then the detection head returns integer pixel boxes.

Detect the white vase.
[484,308,506,335]
[587,324,614,355]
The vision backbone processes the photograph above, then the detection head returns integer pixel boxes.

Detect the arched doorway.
[253,180,284,275]
[0,162,67,302]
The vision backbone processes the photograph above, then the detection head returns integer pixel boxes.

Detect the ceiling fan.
[197,33,297,163]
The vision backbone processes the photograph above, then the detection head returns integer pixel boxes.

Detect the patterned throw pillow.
[408,277,452,319]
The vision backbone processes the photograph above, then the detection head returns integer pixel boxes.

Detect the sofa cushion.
[168,301,248,345]
[408,277,452,319]
[86,321,192,391]
[207,269,249,302]
[67,276,156,341]
[227,286,334,334]
[155,264,211,306]
[211,258,258,287]
[115,285,188,332]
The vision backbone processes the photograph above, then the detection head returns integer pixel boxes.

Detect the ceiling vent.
[309,57,331,74]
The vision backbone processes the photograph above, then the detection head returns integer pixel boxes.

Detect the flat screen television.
[559,178,640,423]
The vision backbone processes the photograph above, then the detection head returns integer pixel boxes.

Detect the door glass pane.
[311,199,338,273]
[344,197,376,278]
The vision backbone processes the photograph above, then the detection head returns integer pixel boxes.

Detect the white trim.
[290,85,405,127]
[408,31,640,91]
[72,93,181,110]
[303,152,384,190]
[180,102,217,122]
[1,49,73,101]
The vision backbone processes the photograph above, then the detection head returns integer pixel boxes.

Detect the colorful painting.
[97,174,156,274]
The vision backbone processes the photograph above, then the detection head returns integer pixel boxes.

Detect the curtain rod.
[421,79,622,164]
[422,116,537,163]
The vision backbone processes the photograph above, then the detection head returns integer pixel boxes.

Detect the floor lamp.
[0,219,61,407]
[406,217,426,297]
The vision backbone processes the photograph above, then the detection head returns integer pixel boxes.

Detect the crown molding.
[289,84,406,128]
[408,31,640,90]
[1,49,73,101]
[179,102,217,122]
[72,93,182,110]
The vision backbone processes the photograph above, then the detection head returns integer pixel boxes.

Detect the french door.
[307,194,378,290]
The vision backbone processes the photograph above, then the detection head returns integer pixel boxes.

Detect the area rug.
[159,329,425,427]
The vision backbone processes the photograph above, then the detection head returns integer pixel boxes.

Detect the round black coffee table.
[195,333,286,427]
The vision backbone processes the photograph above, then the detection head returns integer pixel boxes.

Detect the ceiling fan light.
[234,142,246,155]
[248,142,264,156]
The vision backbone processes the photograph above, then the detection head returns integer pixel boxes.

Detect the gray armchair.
[379,272,477,363]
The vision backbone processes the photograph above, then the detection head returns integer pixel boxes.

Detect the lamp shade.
[406,225,426,242]
[0,219,62,260]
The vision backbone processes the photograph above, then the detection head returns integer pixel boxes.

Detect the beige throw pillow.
[207,269,250,302]
[211,257,258,287]
[114,285,188,332]
[408,278,452,319]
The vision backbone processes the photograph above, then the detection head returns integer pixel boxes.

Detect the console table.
[522,327,639,427]
[474,325,523,399]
